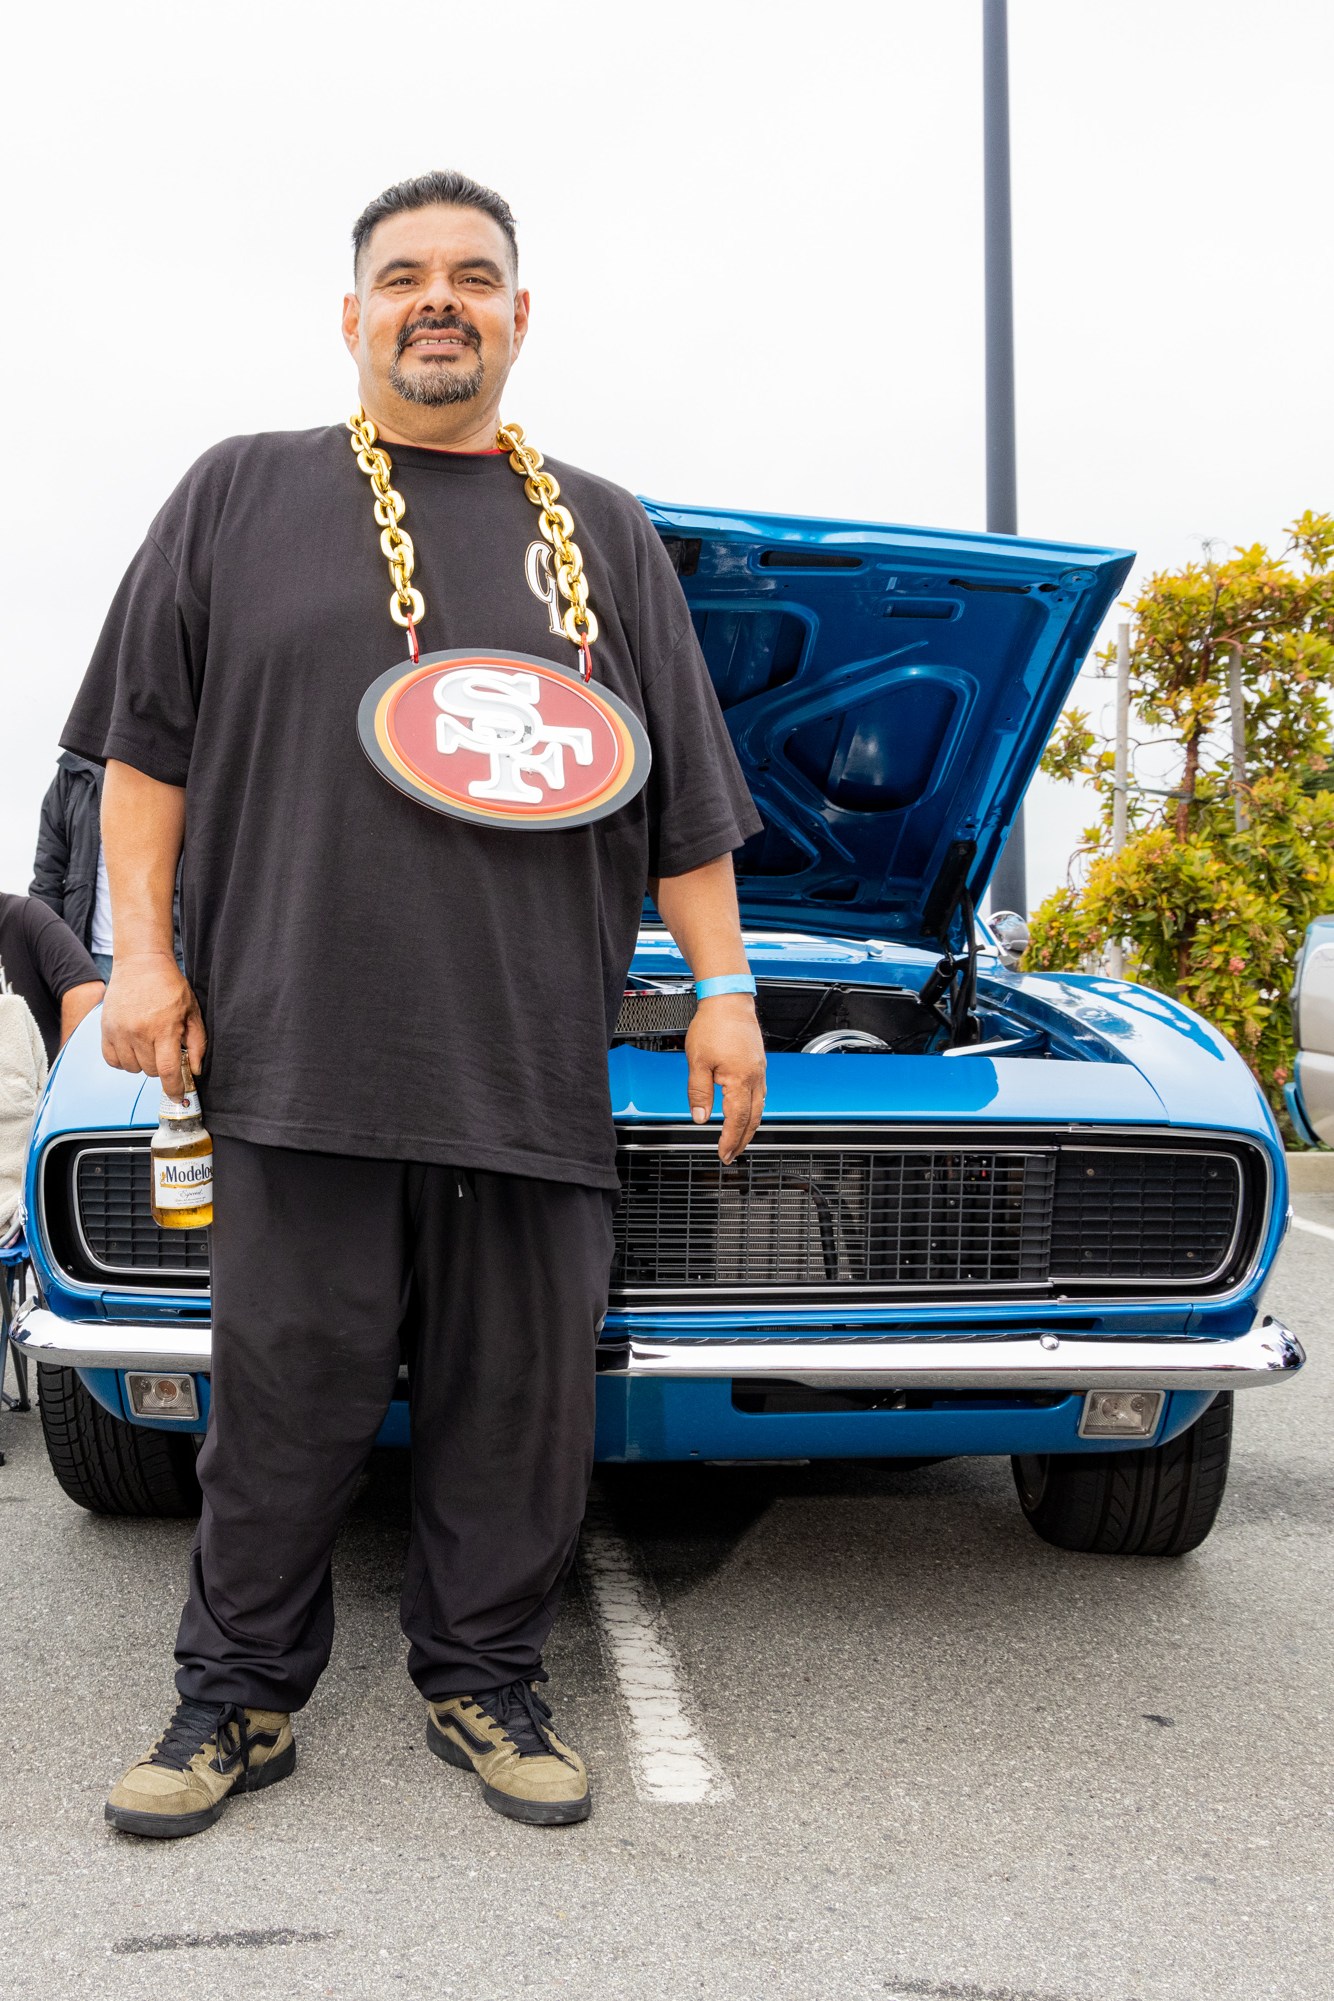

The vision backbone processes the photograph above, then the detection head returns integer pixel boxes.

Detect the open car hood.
[643,500,1133,947]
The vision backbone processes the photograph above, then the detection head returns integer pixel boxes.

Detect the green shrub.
[1028,514,1334,1120]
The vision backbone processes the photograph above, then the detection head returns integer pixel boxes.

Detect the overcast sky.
[3,0,1331,912]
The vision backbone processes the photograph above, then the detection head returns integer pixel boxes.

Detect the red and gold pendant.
[358,649,651,830]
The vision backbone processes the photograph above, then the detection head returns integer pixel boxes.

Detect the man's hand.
[651,854,767,1163]
[102,950,206,1095]
[685,993,766,1164]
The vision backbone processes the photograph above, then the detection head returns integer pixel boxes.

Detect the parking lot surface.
[1,1198,1330,2001]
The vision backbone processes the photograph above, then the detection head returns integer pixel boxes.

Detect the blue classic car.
[11,500,1306,1556]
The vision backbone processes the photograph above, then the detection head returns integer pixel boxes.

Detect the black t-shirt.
[63,426,761,1187]
[0,892,100,1063]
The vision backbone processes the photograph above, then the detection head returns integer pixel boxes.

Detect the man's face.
[342,205,528,418]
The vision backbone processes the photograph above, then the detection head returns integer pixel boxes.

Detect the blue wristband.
[694,974,757,1000]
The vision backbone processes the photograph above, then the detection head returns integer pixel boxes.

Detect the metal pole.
[1108,622,1131,979]
[982,0,1026,915]
[983,0,1017,539]
[1229,643,1249,832]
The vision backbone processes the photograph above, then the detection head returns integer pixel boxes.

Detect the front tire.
[1012,1394,1232,1557]
[37,1364,202,1517]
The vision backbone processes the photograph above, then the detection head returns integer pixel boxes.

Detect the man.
[0,889,103,1065]
[30,752,114,978]
[65,170,766,1838]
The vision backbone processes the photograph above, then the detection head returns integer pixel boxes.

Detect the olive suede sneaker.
[105,1697,295,1839]
[427,1681,591,1826]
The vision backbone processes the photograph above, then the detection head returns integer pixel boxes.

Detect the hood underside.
[644,499,1133,946]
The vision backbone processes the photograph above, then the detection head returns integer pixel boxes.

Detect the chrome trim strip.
[616,1288,1064,1304]
[10,1304,211,1373]
[593,1318,1304,1392]
[617,1138,1053,1154]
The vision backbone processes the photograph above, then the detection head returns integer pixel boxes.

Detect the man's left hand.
[685,994,766,1163]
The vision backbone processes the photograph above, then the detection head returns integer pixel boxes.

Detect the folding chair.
[0,991,44,1443]
[1,1236,32,1426]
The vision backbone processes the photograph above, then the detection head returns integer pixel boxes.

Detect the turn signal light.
[1079,1389,1164,1439]
[125,1372,200,1421]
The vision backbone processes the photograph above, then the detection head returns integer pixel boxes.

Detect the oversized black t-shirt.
[63,427,760,1187]
[0,892,100,1063]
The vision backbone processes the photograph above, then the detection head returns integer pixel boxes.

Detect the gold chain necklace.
[346,407,599,677]
[349,407,651,828]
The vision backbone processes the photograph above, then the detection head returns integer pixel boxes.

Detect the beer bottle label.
[153,1155,214,1209]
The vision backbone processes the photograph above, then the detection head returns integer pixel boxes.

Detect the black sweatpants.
[174,1136,615,1712]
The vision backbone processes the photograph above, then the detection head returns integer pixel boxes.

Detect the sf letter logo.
[432,666,594,803]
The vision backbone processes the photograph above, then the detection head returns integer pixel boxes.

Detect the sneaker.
[427,1680,590,1826]
[105,1696,295,1839]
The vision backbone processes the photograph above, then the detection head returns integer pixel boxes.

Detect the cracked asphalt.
[0,1194,1330,2001]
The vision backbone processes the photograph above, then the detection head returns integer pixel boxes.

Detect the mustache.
[394,314,482,359]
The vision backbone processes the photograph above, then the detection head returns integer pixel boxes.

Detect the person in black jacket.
[30,753,110,977]
[32,752,181,977]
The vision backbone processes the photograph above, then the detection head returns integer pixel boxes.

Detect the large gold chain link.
[346,407,598,660]
[346,408,424,630]
[495,421,599,650]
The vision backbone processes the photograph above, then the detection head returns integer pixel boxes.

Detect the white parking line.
[577,1500,732,1804]
[1292,1213,1334,1244]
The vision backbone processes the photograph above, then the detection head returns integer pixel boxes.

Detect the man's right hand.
[101,950,207,1095]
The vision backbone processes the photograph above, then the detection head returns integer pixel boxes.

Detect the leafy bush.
[1028,514,1334,1118]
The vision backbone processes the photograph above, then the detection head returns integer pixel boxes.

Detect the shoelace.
[472,1680,574,1767]
[147,1697,253,1777]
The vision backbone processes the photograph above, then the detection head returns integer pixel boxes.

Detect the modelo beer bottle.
[150,1050,214,1230]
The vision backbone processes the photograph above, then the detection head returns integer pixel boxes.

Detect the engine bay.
[613,977,1055,1059]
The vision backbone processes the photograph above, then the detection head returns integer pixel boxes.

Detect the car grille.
[1049,1147,1242,1283]
[611,1131,1250,1301]
[615,1145,1056,1291]
[73,1149,210,1278]
[51,1129,1254,1304]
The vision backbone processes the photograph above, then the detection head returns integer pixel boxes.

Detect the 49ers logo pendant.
[358,649,651,830]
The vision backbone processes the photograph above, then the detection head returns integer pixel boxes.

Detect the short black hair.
[352,171,519,281]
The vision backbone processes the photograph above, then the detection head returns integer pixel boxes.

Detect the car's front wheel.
[1012,1394,1232,1557]
[37,1364,202,1517]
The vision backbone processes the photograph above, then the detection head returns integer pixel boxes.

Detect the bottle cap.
[160,1091,202,1122]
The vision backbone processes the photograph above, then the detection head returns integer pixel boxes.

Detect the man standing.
[65,171,765,1837]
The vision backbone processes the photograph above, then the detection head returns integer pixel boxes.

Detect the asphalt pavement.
[1,1196,1331,2001]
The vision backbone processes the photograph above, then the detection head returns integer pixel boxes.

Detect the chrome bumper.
[12,1303,1304,1394]
[11,1307,211,1373]
[597,1319,1304,1391]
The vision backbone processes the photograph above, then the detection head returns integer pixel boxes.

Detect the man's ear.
[341,289,361,361]
[511,287,531,364]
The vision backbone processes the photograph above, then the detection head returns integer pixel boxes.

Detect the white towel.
[0,994,47,1244]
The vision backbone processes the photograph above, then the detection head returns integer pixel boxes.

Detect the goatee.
[390,314,484,406]
[389,352,485,405]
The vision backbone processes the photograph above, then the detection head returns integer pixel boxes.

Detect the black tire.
[37,1364,202,1517]
[1012,1393,1233,1557]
